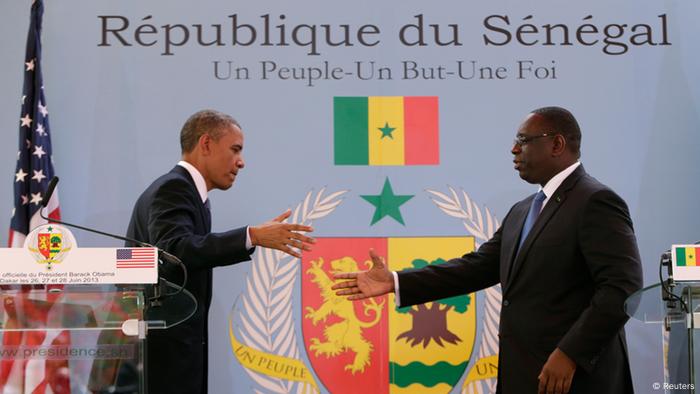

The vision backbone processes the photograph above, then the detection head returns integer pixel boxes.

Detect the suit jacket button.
[503,300,510,307]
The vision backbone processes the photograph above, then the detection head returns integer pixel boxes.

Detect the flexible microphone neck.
[38,177,189,308]
[39,177,182,265]
[42,176,59,209]
[39,208,181,265]
[39,208,142,246]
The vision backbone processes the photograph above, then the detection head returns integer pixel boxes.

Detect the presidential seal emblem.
[25,224,75,270]
[230,186,503,394]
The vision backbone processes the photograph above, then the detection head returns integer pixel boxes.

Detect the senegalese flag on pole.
[334,96,439,166]
[675,246,700,266]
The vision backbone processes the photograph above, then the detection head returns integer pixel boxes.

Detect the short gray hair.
[180,109,241,153]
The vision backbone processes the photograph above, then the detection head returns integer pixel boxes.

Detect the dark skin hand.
[538,348,576,394]
[249,209,315,259]
[331,249,394,299]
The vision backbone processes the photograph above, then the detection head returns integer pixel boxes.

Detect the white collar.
[540,161,581,200]
[177,160,208,203]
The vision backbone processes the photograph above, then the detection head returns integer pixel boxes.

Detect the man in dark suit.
[333,107,643,394]
[125,109,314,394]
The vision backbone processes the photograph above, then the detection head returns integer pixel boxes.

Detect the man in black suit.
[333,107,643,394]
[125,109,314,394]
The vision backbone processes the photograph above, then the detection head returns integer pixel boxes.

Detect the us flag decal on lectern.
[116,248,156,269]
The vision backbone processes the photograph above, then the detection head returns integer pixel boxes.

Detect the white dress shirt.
[177,161,253,249]
[538,161,581,213]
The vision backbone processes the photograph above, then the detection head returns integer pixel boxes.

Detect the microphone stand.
[39,177,187,307]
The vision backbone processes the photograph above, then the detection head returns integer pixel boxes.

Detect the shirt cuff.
[246,226,253,250]
[392,271,401,307]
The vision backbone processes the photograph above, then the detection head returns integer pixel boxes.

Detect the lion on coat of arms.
[305,257,384,374]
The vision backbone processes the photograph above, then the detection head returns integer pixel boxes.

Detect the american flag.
[8,0,59,247]
[2,1,70,393]
[116,248,157,268]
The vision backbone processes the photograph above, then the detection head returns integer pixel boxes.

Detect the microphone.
[39,177,187,306]
[39,177,181,265]
[42,176,59,208]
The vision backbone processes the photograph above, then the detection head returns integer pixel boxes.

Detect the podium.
[0,283,196,393]
[626,282,700,393]
[0,224,196,393]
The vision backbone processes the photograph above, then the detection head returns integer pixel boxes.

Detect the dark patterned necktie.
[518,190,546,251]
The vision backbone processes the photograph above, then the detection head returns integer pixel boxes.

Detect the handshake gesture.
[249,209,315,259]
[331,248,395,299]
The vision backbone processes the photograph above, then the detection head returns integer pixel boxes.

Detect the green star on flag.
[378,122,395,139]
[361,177,414,225]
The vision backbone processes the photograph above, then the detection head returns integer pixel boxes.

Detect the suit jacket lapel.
[170,166,211,231]
[502,200,529,287]
[504,165,586,293]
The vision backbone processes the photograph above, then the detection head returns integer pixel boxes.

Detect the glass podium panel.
[626,282,700,394]
[0,283,196,394]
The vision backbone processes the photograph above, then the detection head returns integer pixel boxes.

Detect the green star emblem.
[378,122,396,139]
[361,177,414,225]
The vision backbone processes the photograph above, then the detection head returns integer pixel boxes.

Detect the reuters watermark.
[652,382,694,391]
[0,345,135,360]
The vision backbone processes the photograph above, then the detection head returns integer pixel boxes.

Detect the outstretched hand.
[249,209,314,258]
[331,248,395,300]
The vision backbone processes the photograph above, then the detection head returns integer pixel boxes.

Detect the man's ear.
[551,134,566,157]
[198,133,211,155]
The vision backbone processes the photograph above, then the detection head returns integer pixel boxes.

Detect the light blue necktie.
[518,190,546,251]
